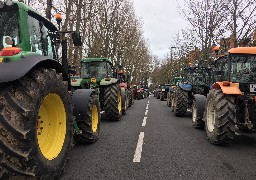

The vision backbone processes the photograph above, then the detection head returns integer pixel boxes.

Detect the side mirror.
[72,32,82,46]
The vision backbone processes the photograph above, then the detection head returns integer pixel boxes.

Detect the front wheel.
[0,68,73,179]
[73,91,101,143]
[205,89,236,144]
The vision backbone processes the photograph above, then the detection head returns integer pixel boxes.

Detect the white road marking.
[146,104,149,110]
[148,101,149,103]
[142,117,147,126]
[145,110,148,116]
[133,132,145,162]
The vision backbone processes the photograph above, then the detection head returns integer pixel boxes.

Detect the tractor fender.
[212,82,242,95]
[193,94,206,121]
[0,54,68,83]
[178,82,192,91]
[72,89,95,122]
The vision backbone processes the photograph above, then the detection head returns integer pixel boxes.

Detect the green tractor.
[172,66,213,117]
[167,76,182,107]
[159,84,170,101]
[0,1,100,179]
[72,58,123,121]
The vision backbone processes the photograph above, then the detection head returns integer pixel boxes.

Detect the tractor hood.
[100,78,118,85]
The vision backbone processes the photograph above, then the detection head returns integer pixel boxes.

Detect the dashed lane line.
[142,117,147,126]
[133,132,145,162]
[145,110,148,116]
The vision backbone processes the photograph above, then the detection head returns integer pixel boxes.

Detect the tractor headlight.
[6,0,14,6]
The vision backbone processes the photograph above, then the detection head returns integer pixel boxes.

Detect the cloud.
[133,0,188,58]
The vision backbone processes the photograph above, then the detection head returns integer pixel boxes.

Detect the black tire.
[136,93,141,100]
[157,94,160,99]
[205,89,236,145]
[0,68,73,179]
[167,92,171,107]
[128,90,132,107]
[141,92,144,99]
[74,93,101,143]
[192,100,205,129]
[174,89,188,117]
[171,94,175,112]
[103,83,122,121]
[160,94,164,101]
[121,90,127,115]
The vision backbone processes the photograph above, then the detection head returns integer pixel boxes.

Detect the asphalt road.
[61,95,256,180]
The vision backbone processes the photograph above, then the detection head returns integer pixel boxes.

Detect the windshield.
[184,69,212,85]
[230,55,256,83]
[0,9,19,51]
[81,61,108,79]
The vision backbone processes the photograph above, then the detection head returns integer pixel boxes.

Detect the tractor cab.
[181,66,213,95]
[0,1,58,61]
[228,47,256,93]
[80,58,113,81]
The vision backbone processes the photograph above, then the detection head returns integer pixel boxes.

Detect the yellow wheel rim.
[91,105,98,133]
[118,91,122,113]
[37,93,66,160]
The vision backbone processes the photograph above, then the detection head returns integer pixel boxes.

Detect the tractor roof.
[80,58,112,64]
[14,1,57,32]
[229,47,256,55]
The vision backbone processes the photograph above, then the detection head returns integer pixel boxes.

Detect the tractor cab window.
[28,15,54,58]
[184,69,212,85]
[0,9,19,50]
[81,61,108,78]
[230,55,256,83]
[214,57,228,82]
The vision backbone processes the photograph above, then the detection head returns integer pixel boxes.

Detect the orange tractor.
[192,47,256,144]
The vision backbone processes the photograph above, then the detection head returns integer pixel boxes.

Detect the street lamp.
[170,46,176,79]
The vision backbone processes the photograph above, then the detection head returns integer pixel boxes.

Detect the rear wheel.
[167,92,171,107]
[74,93,100,143]
[157,92,160,99]
[0,68,73,179]
[128,90,132,107]
[205,89,236,144]
[121,90,127,115]
[160,93,164,101]
[104,84,122,121]
[174,89,188,117]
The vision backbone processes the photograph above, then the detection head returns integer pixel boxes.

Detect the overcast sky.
[132,0,188,59]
